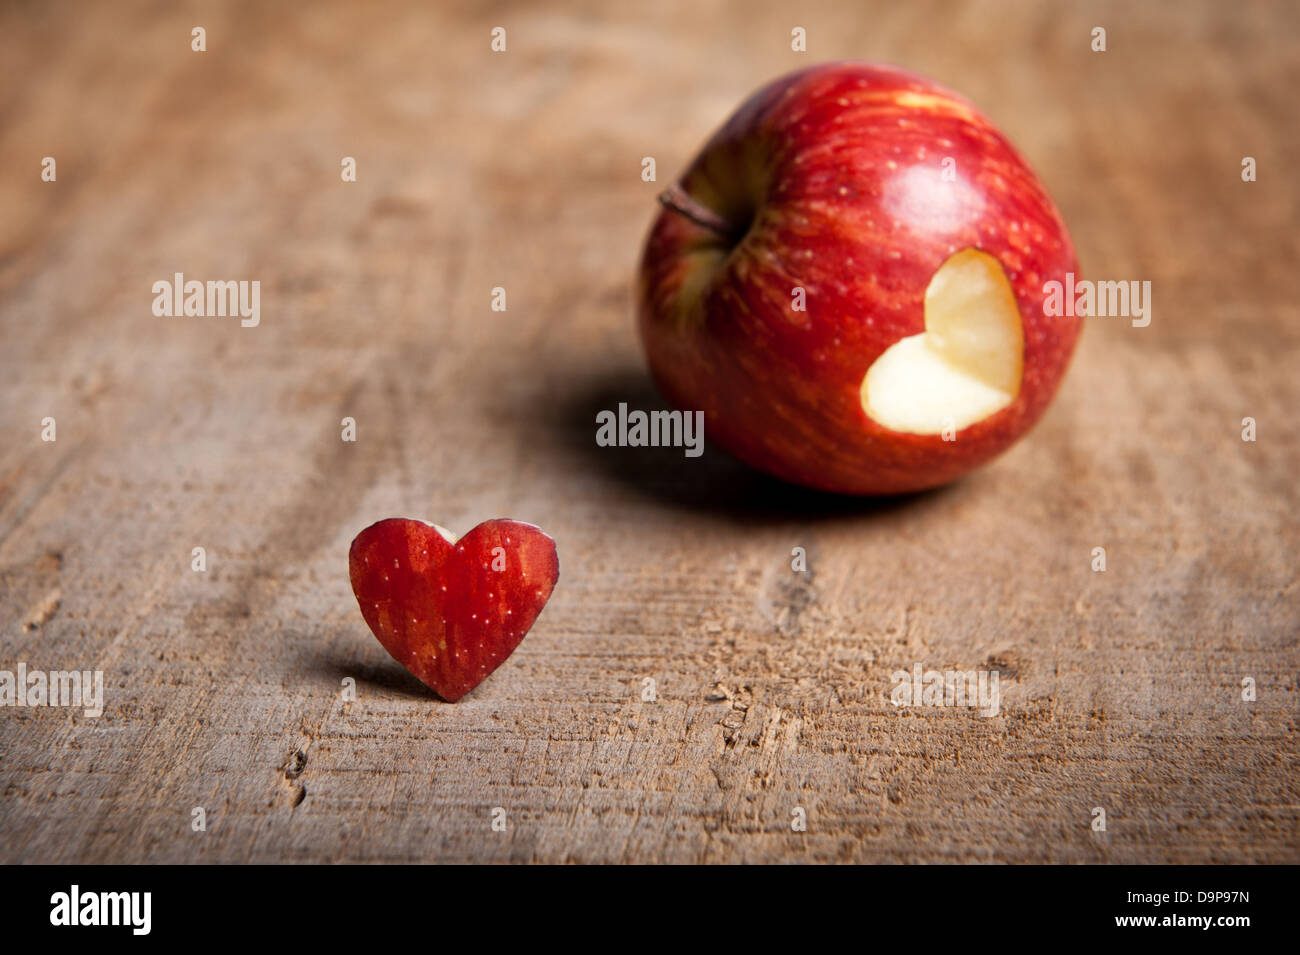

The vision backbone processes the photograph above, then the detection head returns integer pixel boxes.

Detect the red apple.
[637,61,1081,494]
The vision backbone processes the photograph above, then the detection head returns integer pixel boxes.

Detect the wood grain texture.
[1,0,1297,864]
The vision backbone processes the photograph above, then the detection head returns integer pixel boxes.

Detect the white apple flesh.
[862,249,1024,435]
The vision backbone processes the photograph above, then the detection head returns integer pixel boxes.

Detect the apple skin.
[637,62,1081,494]
[349,518,559,702]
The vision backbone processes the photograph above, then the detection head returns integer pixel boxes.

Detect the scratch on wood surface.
[22,587,61,630]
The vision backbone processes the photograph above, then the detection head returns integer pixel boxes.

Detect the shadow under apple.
[535,364,953,524]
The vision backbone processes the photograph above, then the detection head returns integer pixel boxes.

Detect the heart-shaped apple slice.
[862,248,1024,434]
[348,518,559,701]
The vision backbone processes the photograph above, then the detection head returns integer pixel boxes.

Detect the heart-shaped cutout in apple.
[637,62,1082,495]
[862,248,1022,434]
[348,518,559,702]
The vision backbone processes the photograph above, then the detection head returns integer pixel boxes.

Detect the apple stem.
[657,185,737,238]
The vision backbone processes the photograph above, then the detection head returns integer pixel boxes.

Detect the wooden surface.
[1,0,1297,864]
